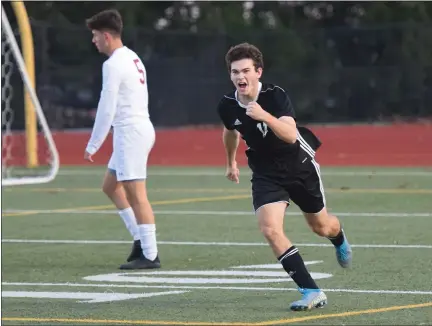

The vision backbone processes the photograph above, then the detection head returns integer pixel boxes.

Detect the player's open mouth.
[238,82,247,91]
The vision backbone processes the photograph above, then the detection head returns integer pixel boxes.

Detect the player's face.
[230,59,262,97]
[91,30,109,54]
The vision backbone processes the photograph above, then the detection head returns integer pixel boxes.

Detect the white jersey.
[86,46,150,155]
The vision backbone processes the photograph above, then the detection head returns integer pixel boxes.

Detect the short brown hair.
[86,9,123,35]
[225,43,264,71]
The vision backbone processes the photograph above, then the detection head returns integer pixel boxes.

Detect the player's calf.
[303,209,352,268]
[102,170,141,261]
[120,179,159,269]
[304,209,340,238]
[256,202,327,310]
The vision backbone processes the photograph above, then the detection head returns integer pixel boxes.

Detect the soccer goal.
[1,4,59,186]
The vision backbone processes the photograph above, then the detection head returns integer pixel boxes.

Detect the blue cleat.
[290,288,328,311]
[335,233,352,268]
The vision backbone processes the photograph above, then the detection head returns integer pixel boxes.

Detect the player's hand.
[84,151,94,163]
[225,162,240,184]
[245,102,270,122]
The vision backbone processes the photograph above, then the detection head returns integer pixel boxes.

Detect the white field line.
[2,239,431,249]
[53,169,432,177]
[2,282,432,295]
[3,209,432,218]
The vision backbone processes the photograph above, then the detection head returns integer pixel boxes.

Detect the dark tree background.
[3,1,432,129]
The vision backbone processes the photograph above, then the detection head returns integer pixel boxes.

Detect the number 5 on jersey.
[133,59,145,85]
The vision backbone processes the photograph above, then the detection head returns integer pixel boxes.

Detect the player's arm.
[85,62,120,156]
[246,86,297,144]
[263,115,297,144]
[218,99,240,167]
[222,126,240,167]
[218,99,241,183]
[264,86,297,144]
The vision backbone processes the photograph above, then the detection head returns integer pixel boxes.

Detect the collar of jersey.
[111,46,127,57]
[235,82,262,109]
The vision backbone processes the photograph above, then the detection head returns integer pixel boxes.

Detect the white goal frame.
[1,4,59,186]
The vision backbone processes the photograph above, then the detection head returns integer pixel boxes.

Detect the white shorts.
[108,120,155,181]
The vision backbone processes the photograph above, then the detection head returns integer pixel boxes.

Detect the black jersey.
[217,82,321,174]
[217,83,297,153]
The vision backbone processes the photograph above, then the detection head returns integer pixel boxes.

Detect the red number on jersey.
[133,59,145,84]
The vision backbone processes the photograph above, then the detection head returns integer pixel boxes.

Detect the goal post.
[1,3,59,186]
[11,1,38,168]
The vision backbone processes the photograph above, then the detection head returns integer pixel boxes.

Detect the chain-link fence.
[4,21,432,130]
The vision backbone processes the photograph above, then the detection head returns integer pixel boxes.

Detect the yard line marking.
[3,302,432,325]
[3,209,432,218]
[1,290,188,303]
[1,194,250,217]
[2,239,432,249]
[159,211,431,217]
[325,188,432,194]
[54,169,432,177]
[3,282,432,295]
[255,301,432,325]
[4,187,432,194]
[3,187,250,193]
[322,171,432,177]
[1,317,251,326]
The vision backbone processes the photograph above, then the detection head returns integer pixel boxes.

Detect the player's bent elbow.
[275,116,297,144]
[285,139,297,145]
[285,133,297,144]
[279,130,297,144]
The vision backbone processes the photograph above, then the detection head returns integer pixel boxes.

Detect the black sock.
[328,227,345,247]
[278,246,319,290]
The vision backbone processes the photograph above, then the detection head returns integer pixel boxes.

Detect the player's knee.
[259,225,284,242]
[102,171,118,197]
[102,182,114,197]
[123,188,149,206]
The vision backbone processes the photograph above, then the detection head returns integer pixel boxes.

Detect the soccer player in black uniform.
[217,43,352,311]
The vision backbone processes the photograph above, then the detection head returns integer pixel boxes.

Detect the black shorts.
[250,141,326,214]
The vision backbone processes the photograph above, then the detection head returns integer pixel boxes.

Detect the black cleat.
[119,254,161,270]
[127,240,142,262]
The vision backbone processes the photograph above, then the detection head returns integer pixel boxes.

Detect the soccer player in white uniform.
[84,9,160,270]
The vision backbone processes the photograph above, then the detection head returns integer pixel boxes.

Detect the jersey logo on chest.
[257,122,268,138]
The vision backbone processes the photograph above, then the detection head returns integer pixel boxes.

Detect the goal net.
[1,5,59,186]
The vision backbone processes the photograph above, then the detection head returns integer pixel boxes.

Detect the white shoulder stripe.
[261,85,286,93]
